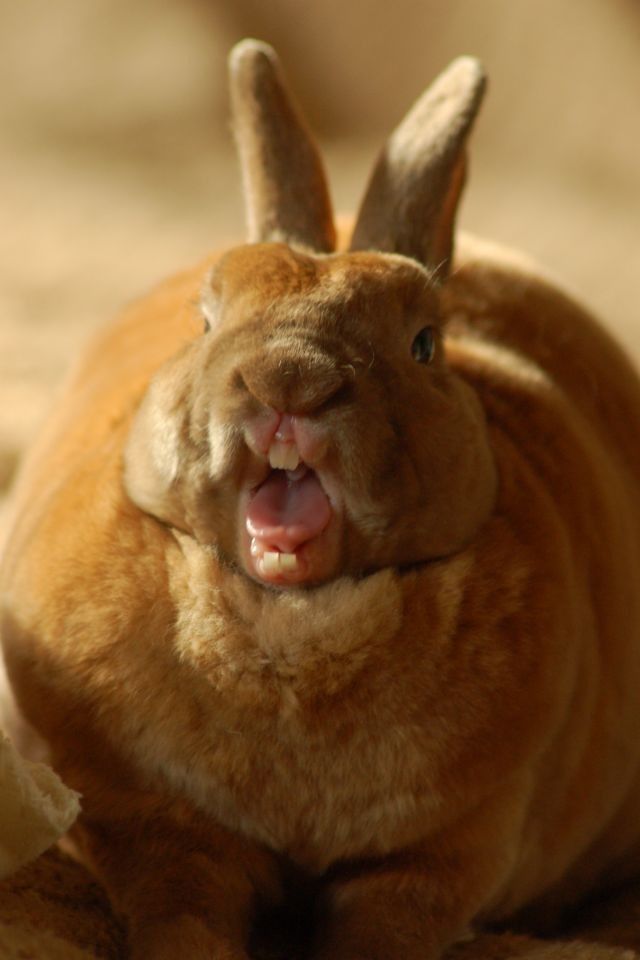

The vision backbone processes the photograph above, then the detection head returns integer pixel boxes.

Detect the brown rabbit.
[3,37,640,960]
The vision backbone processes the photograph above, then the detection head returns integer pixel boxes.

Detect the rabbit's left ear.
[350,57,486,279]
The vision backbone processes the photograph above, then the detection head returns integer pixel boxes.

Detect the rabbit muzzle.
[224,324,356,587]
[239,408,343,586]
[238,342,348,415]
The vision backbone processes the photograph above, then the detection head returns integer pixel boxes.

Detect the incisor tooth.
[262,552,281,574]
[268,440,300,471]
[268,441,284,469]
[284,445,300,471]
[259,551,298,575]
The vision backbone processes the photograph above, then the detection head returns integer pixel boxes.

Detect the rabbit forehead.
[205,242,438,326]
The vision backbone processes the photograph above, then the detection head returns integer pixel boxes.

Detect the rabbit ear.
[229,39,336,253]
[350,57,486,278]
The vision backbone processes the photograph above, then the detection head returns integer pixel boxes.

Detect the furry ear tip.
[438,56,488,104]
[228,38,278,78]
[448,55,486,80]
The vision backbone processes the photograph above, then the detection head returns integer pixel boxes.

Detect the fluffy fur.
[2,39,640,960]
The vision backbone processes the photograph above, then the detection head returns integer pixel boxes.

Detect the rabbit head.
[124,40,497,587]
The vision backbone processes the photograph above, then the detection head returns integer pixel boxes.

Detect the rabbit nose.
[238,346,347,415]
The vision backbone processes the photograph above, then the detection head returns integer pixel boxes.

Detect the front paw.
[130,914,250,960]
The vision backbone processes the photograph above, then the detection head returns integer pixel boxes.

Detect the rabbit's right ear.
[350,58,486,279]
[229,39,336,253]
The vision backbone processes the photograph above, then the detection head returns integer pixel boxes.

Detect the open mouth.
[244,441,333,585]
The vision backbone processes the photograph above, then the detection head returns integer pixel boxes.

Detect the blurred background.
[0,0,639,533]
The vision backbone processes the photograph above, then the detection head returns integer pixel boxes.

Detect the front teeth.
[268,440,300,471]
[252,441,303,579]
[261,550,298,575]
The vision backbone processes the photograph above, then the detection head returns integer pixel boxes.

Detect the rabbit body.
[3,41,640,960]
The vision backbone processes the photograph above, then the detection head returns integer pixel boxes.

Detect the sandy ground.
[1,0,638,540]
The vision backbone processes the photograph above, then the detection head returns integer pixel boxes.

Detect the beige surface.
[0,0,639,539]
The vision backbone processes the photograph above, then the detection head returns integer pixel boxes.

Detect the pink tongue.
[247,470,331,553]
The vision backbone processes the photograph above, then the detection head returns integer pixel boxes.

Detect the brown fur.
[3,41,640,960]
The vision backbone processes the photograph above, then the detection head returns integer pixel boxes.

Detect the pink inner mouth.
[246,467,332,563]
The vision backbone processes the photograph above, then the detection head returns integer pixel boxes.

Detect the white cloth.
[0,729,80,880]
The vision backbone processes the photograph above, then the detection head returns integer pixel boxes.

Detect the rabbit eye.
[203,317,211,333]
[411,326,436,364]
